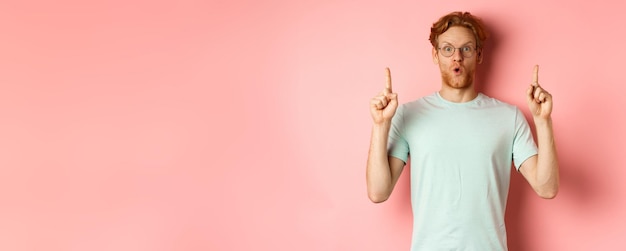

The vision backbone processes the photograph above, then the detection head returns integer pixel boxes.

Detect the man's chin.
[442,71,474,89]
[445,80,472,89]
[449,84,470,89]
[443,74,472,88]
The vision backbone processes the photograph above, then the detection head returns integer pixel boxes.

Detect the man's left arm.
[519,65,560,199]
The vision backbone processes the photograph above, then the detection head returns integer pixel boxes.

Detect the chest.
[403,107,514,158]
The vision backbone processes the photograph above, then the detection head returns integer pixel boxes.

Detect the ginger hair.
[429,11,489,49]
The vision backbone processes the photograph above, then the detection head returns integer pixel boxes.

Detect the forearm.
[366,123,393,202]
[534,117,560,197]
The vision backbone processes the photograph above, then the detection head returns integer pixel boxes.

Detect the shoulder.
[477,93,520,112]
[477,94,530,127]
[400,92,439,110]
[395,93,436,120]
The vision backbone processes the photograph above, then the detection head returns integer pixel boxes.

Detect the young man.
[366,11,559,250]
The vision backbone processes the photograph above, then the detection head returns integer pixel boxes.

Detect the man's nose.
[452,48,464,62]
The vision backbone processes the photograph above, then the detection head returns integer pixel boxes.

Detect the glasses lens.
[462,47,473,57]
[441,46,454,57]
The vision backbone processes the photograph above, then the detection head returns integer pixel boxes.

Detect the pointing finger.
[385,67,393,94]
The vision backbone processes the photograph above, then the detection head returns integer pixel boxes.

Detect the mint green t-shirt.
[388,92,537,251]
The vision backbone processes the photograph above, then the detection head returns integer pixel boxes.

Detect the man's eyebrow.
[439,41,476,46]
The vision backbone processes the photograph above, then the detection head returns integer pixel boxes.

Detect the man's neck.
[438,86,478,103]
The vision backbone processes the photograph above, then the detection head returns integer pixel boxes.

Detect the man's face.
[432,26,481,90]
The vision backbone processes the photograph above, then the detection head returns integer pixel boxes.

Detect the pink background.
[1,0,625,250]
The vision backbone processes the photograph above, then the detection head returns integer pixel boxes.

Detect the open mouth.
[453,67,461,74]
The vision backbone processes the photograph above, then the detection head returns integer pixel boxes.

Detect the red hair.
[429,11,489,49]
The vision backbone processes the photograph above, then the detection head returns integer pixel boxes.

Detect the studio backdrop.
[1,0,624,250]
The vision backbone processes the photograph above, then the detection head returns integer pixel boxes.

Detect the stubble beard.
[442,68,475,90]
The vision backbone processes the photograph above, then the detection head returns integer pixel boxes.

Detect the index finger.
[532,65,539,86]
[385,67,393,93]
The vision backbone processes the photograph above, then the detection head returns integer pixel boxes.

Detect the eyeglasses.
[437,45,477,58]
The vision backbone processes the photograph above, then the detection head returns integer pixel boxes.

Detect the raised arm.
[519,65,560,199]
[366,68,406,203]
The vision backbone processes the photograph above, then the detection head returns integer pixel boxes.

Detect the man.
[366,11,559,250]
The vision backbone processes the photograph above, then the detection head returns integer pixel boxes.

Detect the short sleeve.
[388,105,410,163]
[512,108,538,170]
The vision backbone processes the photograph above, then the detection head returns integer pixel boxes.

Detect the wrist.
[372,121,392,133]
[533,116,552,127]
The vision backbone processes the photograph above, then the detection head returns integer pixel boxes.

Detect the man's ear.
[432,47,439,64]
[477,48,483,64]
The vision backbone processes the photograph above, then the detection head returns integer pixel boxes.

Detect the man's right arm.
[366,122,405,203]
[366,67,405,203]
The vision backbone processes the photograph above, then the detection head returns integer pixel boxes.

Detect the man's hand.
[370,67,399,125]
[527,65,553,120]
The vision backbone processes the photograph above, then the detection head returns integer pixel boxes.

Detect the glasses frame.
[437,45,478,58]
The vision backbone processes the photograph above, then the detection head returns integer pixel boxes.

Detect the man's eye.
[462,47,472,52]
[443,46,453,52]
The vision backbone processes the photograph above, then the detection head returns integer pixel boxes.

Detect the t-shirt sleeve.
[387,105,410,163]
[512,108,538,170]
